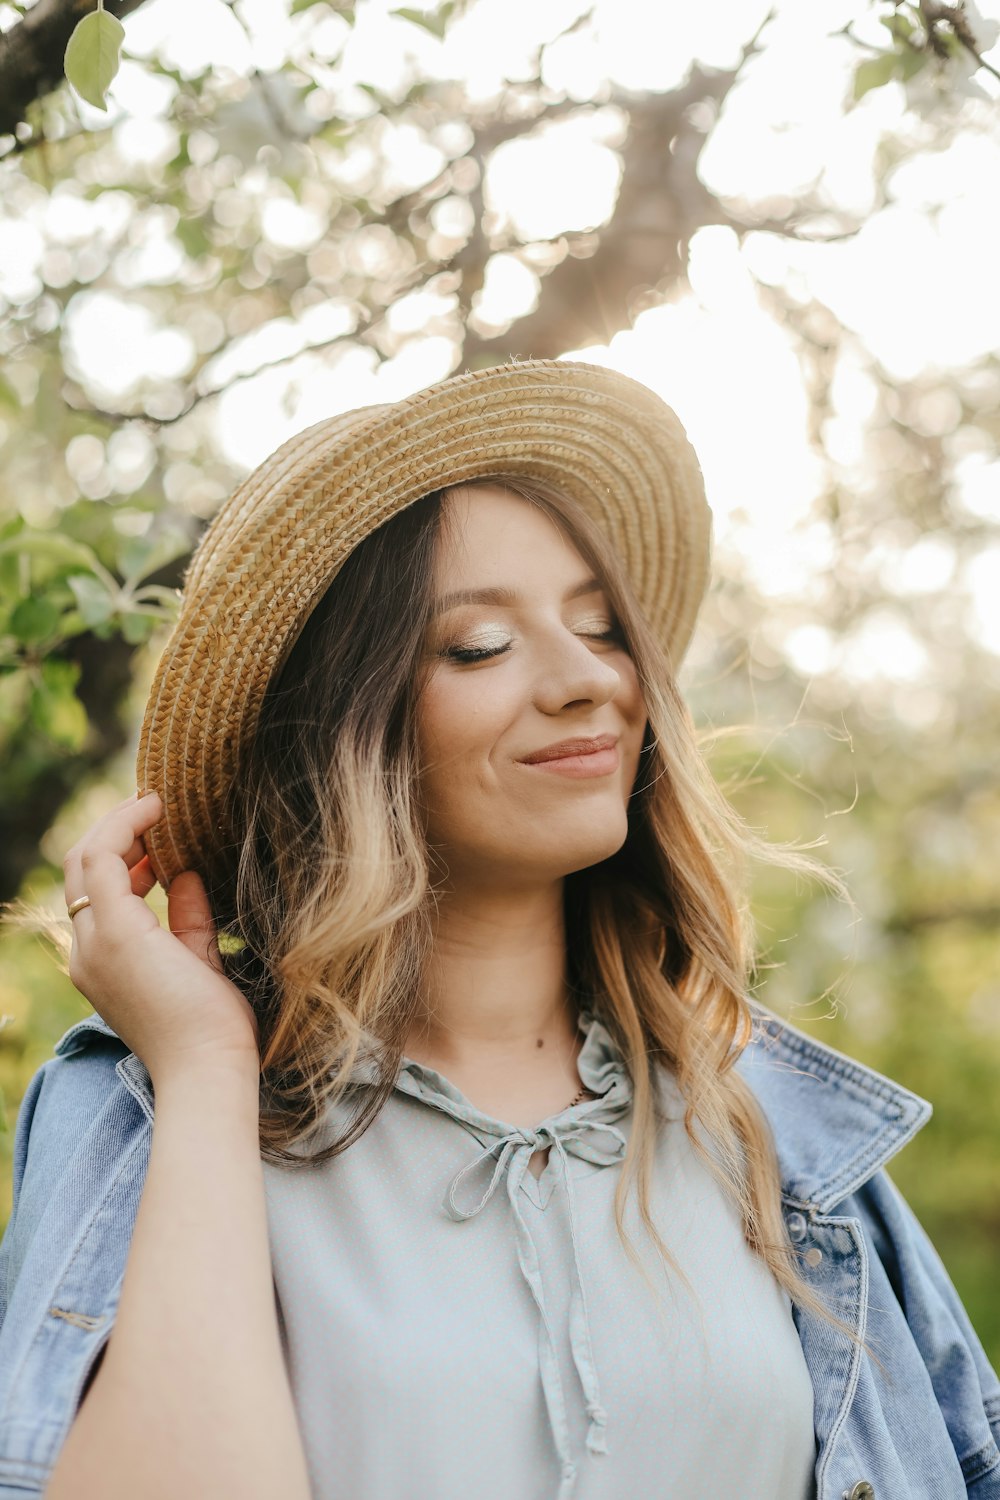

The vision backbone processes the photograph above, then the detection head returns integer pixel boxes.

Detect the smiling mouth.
[519,734,619,765]
[518,743,620,778]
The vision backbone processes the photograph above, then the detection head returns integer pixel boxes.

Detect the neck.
[405,878,580,1071]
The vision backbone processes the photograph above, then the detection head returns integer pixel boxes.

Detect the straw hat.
[137,359,712,886]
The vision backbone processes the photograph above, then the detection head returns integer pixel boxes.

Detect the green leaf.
[0,374,20,412]
[116,530,190,587]
[176,214,211,259]
[67,572,117,627]
[0,531,103,573]
[9,596,61,645]
[129,584,181,611]
[120,611,157,644]
[853,52,899,100]
[40,657,80,693]
[64,8,126,113]
[0,668,31,732]
[880,13,915,42]
[393,4,452,39]
[168,132,191,175]
[898,45,929,80]
[30,659,88,750]
[54,608,92,641]
[319,121,353,149]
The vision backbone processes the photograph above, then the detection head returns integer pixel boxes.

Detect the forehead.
[434,484,589,581]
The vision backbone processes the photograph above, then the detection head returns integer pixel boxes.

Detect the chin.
[544,824,631,877]
[436,807,631,880]
[567,843,628,877]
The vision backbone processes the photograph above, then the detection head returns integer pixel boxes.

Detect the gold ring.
[66,895,92,918]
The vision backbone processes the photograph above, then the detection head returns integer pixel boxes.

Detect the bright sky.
[3,0,999,682]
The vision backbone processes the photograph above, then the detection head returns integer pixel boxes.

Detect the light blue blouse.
[261,1010,816,1499]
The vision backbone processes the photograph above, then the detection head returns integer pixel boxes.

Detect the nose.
[532,626,624,714]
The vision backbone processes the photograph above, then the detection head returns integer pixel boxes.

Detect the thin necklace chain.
[564,1033,594,1110]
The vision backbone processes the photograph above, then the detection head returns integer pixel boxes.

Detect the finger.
[66,832,153,894]
[64,848,155,941]
[63,828,158,915]
[166,871,225,974]
[66,794,165,923]
[64,791,162,881]
[65,789,161,861]
[129,855,158,901]
[65,891,97,939]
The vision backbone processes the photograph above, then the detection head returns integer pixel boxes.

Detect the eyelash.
[443,625,623,664]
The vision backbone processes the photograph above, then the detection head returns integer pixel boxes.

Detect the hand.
[63,791,261,1087]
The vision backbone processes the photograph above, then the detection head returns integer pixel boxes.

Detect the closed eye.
[442,641,511,664]
[442,625,624,665]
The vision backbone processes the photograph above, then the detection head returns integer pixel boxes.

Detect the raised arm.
[43,792,311,1500]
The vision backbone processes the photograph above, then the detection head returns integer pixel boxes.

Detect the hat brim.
[137,359,711,885]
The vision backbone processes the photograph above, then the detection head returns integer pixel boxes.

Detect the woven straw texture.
[137,360,712,885]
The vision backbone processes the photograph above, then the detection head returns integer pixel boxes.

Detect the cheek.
[617,662,649,774]
[617,658,647,726]
[417,674,470,763]
[415,670,508,782]
[620,657,644,708]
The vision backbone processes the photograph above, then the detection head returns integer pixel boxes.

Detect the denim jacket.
[0,1004,998,1500]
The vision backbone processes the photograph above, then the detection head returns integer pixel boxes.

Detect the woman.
[0,361,997,1500]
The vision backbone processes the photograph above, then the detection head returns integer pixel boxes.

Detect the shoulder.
[0,1016,154,1489]
[734,1001,931,1208]
[8,1014,150,1189]
[0,1014,151,1323]
[25,1013,135,1118]
[733,1005,1000,1487]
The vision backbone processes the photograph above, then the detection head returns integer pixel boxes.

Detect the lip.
[519,734,619,764]
[517,735,621,781]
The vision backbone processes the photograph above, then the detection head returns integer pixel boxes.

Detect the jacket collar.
[56,1003,932,1216]
[54,1012,126,1056]
[737,1001,932,1213]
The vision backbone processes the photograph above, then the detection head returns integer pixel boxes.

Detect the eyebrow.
[432,577,605,617]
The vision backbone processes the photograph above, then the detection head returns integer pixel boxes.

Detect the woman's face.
[416,484,648,890]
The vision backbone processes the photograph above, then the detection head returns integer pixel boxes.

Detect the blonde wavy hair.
[201,473,853,1337]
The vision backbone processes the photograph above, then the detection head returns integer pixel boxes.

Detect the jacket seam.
[3,1117,150,1424]
[780,1190,817,1213]
[814,1128,910,1211]
[115,1054,155,1122]
[0,1446,62,1474]
[53,1015,123,1056]
[0,1452,51,1476]
[746,1015,932,1208]
[812,1216,870,1493]
[752,1020,917,1113]
[962,1434,1000,1484]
